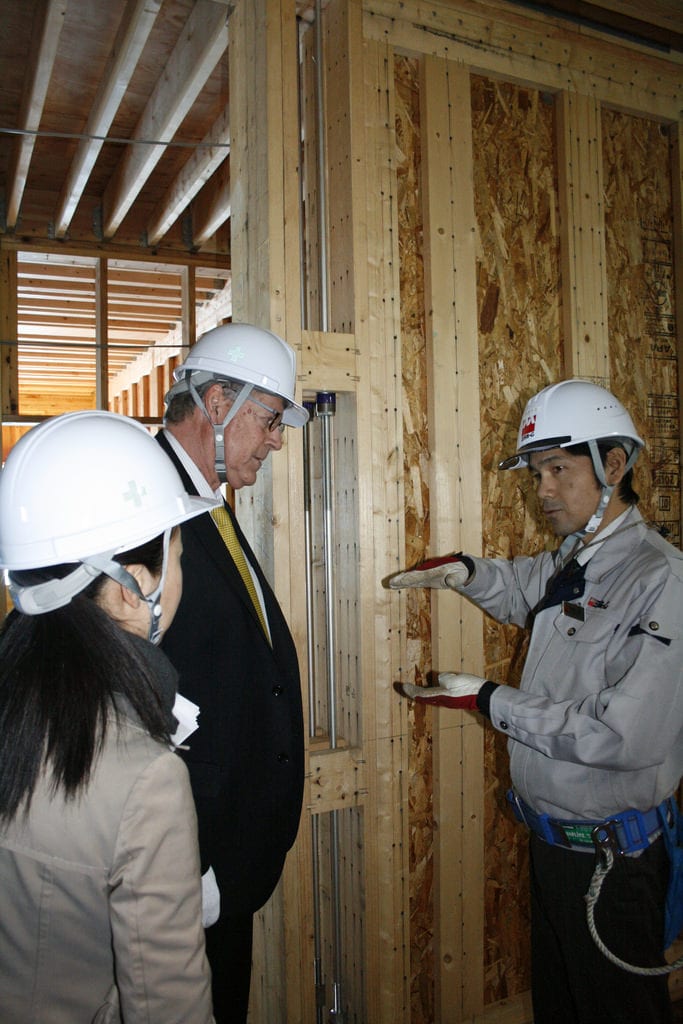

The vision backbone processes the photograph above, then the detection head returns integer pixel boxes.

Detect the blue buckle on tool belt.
[506,789,664,855]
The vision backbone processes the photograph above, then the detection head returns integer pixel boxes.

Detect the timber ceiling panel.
[0,0,680,253]
[0,0,231,251]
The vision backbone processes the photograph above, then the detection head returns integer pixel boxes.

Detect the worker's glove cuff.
[388,554,471,590]
[396,671,487,710]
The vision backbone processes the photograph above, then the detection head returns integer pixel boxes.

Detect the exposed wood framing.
[192,156,232,249]
[471,71,564,1013]
[53,0,163,239]
[95,258,108,409]
[353,24,411,1024]
[180,265,196,359]
[102,0,229,239]
[603,108,681,547]
[147,107,231,246]
[420,55,486,1022]
[364,0,682,121]
[5,0,67,229]
[556,90,610,381]
[0,246,19,426]
[1,2,681,1021]
[228,2,313,1021]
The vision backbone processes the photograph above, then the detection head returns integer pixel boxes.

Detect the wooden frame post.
[420,55,485,1022]
[556,90,610,383]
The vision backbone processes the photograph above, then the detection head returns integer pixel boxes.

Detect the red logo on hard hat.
[521,415,536,439]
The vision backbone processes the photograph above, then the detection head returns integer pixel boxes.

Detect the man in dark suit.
[157,322,308,1023]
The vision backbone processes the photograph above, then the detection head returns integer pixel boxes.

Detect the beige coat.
[0,705,214,1023]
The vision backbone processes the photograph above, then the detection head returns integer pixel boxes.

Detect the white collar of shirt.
[162,428,222,501]
[576,507,631,566]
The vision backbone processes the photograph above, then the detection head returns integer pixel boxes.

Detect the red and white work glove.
[397,672,485,710]
[388,554,470,590]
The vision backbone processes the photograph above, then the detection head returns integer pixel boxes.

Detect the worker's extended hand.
[387,554,470,590]
[396,672,485,709]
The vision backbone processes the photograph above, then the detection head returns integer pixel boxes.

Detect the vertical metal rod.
[315,0,329,332]
[317,392,345,1023]
[317,391,337,748]
[329,809,345,1023]
[311,815,326,1022]
[304,404,326,1022]
[303,401,317,738]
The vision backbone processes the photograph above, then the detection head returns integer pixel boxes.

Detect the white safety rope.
[585,847,683,975]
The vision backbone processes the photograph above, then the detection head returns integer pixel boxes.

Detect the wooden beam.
[420,54,485,1022]
[556,90,610,382]
[146,107,230,245]
[6,0,67,229]
[53,0,163,239]
[517,0,683,52]
[0,246,19,427]
[102,0,229,239]
[95,259,109,410]
[192,157,232,248]
[363,0,683,121]
[180,265,196,354]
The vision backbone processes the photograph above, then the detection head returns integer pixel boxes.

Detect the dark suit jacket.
[157,430,304,917]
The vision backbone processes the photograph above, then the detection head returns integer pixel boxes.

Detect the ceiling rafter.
[146,105,230,245]
[101,0,230,239]
[53,0,163,239]
[193,158,231,248]
[6,0,67,228]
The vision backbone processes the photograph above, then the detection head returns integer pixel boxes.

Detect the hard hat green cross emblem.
[123,480,147,506]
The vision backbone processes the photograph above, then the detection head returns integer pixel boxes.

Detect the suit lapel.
[156,430,277,644]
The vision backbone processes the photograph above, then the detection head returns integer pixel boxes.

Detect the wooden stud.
[363,0,682,121]
[0,245,19,427]
[95,258,109,410]
[420,54,486,1022]
[556,91,610,382]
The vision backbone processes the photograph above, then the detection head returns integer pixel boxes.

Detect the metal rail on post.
[304,399,327,1023]
[300,3,347,1019]
[316,391,345,1023]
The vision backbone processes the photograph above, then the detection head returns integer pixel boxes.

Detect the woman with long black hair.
[0,410,219,1023]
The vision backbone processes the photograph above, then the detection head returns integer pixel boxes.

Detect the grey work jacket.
[460,507,683,821]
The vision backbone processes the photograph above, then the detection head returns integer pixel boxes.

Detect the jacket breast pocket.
[552,606,619,643]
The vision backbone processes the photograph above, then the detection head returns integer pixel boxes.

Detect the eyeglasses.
[248,396,285,434]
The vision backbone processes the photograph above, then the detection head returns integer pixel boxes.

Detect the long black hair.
[0,534,171,823]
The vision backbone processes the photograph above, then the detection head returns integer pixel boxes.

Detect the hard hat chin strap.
[84,527,172,645]
[581,439,613,536]
[582,437,639,537]
[7,562,103,615]
[186,372,253,484]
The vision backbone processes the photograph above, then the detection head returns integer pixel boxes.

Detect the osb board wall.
[471,73,564,1004]
[396,59,681,1019]
[395,55,435,1024]
[603,109,680,547]
[395,58,568,1014]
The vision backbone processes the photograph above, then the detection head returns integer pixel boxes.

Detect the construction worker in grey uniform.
[390,379,683,1024]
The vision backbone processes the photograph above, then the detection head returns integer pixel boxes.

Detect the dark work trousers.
[204,912,254,1024]
[529,832,673,1024]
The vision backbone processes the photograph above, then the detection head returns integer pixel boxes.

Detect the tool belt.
[507,788,665,855]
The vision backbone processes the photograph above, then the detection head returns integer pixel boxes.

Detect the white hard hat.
[0,411,217,573]
[500,379,644,471]
[169,322,308,428]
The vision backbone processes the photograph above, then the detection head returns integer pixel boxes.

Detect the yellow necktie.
[211,506,270,642]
